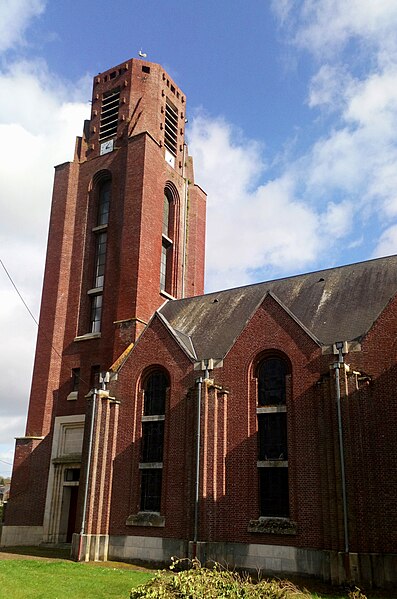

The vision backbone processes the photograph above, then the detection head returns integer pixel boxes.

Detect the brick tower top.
[78,59,186,174]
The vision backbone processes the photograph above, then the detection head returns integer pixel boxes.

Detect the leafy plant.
[130,558,313,599]
[348,588,367,599]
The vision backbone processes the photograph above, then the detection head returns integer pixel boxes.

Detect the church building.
[2,58,397,588]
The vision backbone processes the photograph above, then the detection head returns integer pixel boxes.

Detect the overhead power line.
[0,258,40,328]
[0,257,91,389]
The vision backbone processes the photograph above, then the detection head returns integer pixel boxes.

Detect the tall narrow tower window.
[87,177,111,334]
[97,180,110,225]
[160,242,170,293]
[139,370,168,512]
[160,188,174,295]
[256,356,290,518]
[90,294,103,333]
[99,88,120,141]
[162,192,170,237]
[93,232,107,289]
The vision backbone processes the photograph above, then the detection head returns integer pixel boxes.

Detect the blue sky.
[2,0,397,476]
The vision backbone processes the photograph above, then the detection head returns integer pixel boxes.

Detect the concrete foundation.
[2,527,397,589]
[109,534,188,565]
[106,536,397,588]
[0,525,44,546]
[71,533,109,562]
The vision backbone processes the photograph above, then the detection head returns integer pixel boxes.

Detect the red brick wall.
[104,292,397,556]
[185,183,206,298]
[5,437,51,526]
[199,295,324,549]
[329,293,397,554]
[108,316,197,540]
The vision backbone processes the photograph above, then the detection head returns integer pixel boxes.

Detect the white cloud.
[306,128,364,193]
[189,115,322,291]
[271,0,397,260]
[308,64,352,112]
[271,0,293,24]
[321,201,354,238]
[373,224,397,258]
[0,59,90,466]
[345,69,397,129]
[286,0,397,56]
[191,0,397,293]
[0,0,46,53]
[306,66,397,220]
[0,444,15,478]
[189,113,362,293]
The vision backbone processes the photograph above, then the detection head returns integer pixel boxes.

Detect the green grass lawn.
[0,559,153,599]
[0,551,392,599]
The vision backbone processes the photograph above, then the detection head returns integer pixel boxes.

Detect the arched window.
[88,176,111,333]
[139,370,168,512]
[256,355,289,518]
[160,187,174,295]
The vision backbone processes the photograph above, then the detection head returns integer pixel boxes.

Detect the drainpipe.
[77,387,97,562]
[181,142,188,298]
[333,342,349,555]
[193,376,203,557]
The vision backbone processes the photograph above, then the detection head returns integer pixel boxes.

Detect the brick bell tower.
[4,58,206,547]
[27,57,206,438]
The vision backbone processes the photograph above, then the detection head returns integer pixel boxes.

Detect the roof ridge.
[160,254,397,305]
[265,291,321,346]
[156,311,196,361]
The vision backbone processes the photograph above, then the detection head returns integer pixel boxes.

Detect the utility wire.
[0,257,91,389]
[0,258,40,328]
[0,257,97,480]
[0,257,65,364]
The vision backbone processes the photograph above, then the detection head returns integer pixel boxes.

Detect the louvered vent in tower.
[100,87,120,141]
[164,99,178,155]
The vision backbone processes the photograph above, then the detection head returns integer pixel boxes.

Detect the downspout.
[193,375,203,556]
[181,143,188,298]
[77,382,101,561]
[333,342,349,555]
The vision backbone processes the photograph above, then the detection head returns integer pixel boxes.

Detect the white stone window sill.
[67,392,78,401]
[74,332,101,342]
[162,233,173,245]
[126,512,165,527]
[160,290,175,300]
[257,460,288,468]
[257,406,287,414]
[92,224,108,233]
[87,286,103,295]
[248,517,297,535]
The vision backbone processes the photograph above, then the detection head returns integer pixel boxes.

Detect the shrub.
[130,559,314,599]
[348,588,367,599]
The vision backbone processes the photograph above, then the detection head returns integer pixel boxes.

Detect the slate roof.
[158,255,397,360]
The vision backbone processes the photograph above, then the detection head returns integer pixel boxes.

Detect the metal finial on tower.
[138,49,147,58]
